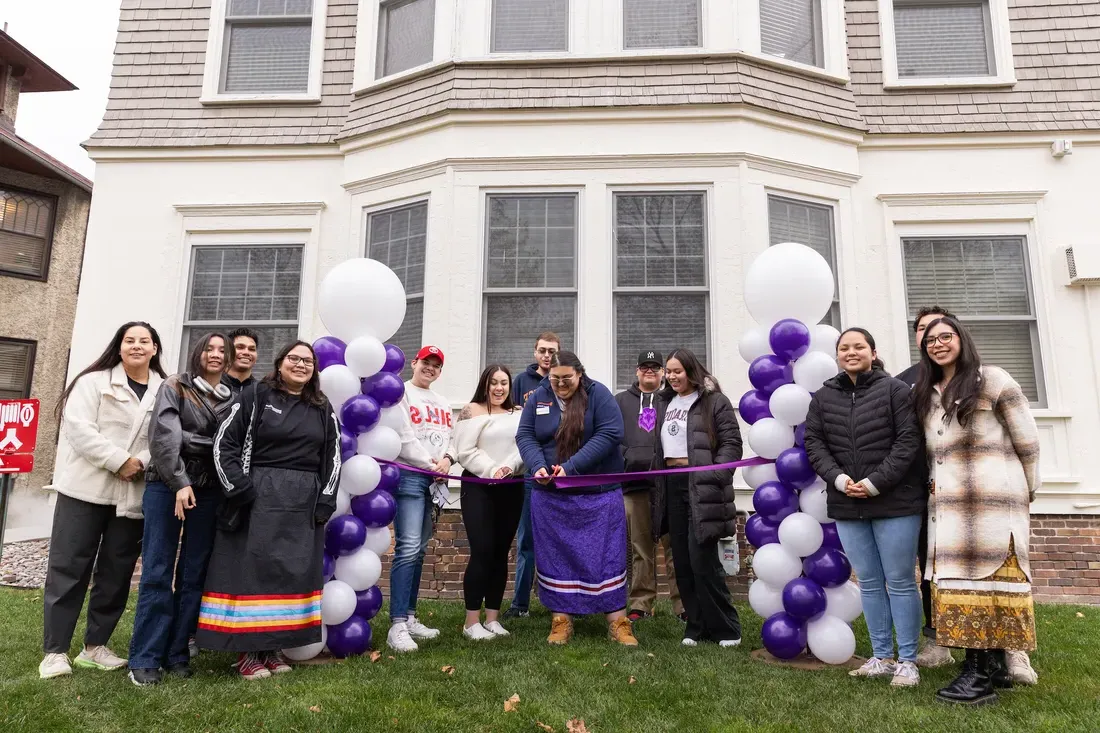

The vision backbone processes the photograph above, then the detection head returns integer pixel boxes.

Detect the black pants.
[43,493,144,654]
[665,475,741,643]
[461,476,525,613]
[918,506,935,639]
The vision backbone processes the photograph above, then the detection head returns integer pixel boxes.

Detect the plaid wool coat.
[924,366,1040,582]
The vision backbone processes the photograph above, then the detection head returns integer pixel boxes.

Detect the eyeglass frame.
[284,354,316,367]
[923,331,957,349]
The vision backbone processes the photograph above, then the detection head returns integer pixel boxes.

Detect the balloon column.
[282,258,407,661]
[739,243,863,665]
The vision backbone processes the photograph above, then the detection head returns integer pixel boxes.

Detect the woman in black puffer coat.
[651,349,743,648]
[804,327,926,686]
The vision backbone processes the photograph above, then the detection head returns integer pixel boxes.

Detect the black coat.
[803,368,927,521]
[651,389,743,547]
[614,384,663,494]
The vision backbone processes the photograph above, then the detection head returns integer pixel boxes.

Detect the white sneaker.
[463,623,496,641]
[483,621,510,637]
[916,640,954,668]
[406,615,441,640]
[849,657,897,678]
[74,645,127,671]
[39,653,73,679]
[890,661,921,687]
[1007,650,1039,685]
[681,637,698,647]
[719,638,742,648]
[387,622,419,653]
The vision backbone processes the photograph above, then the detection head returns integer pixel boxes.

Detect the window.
[902,236,1043,404]
[368,202,428,379]
[0,186,56,280]
[220,0,316,93]
[613,193,708,389]
[484,194,577,370]
[377,0,436,78]
[491,0,569,53]
[623,0,701,50]
[760,0,824,67]
[767,195,840,327]
[0,339,35,400]
[893,0,994,78]
[183,245,303,370]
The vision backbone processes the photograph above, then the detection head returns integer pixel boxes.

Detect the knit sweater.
[452,410,524,479]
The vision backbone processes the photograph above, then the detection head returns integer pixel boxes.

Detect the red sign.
[0,398,40,474]
[0,453,33,473]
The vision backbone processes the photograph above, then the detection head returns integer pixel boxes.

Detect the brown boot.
[608,617,639,647]
[548,614,573,645]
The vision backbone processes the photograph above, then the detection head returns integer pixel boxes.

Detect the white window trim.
[353,0,456,88]
[739,0,849,80]
[877,0,1016,89]
[200,0,329,104]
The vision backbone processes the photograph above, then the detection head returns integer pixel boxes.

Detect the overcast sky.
[3,0,122,180]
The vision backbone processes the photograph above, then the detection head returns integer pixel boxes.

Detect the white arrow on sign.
[0,427,21,452]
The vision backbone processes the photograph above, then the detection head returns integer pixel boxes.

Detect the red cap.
[415,345,444,365]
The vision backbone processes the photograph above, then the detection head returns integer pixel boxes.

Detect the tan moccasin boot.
[548,614,573,645]
[609,617,639,647]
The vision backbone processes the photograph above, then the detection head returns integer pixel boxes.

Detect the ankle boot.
[935,649,998,706]
[987,650,1014,689]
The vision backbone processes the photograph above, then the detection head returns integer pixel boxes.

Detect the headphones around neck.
[193,375,232,401]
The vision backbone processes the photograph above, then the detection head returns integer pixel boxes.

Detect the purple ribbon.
[377,456,773,489]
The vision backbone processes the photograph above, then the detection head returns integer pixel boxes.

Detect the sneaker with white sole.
[463,623,496,641]
[891,661,921,687]
[406,615,440,640]
[387,622,419,653]
[483,621,510,637]
[1006,651,1038,686]
[719,638,742,648]
[235,653,271,680]
[849,657,897,678]
[681,637,698,647]
[74,645,127,671]
[188,636,199,659]
[916,641,955,668]
[39,653,72,679]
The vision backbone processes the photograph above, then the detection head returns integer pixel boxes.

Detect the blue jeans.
[835,514,923,663]
[390,471,434,621]
[129,481,220,670]
[510,482,535,610]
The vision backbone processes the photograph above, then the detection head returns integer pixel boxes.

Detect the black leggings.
[461,475,525,612]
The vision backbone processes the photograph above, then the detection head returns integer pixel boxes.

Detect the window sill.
[200,92,322,106]
[0,268,48,282]
[883,75,1016,91]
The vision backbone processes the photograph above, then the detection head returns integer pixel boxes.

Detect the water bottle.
[717,535,740,576]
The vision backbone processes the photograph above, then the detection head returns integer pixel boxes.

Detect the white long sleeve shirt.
[396,383,455,470]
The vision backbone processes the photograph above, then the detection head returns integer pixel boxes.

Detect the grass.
[1,589,1097,733]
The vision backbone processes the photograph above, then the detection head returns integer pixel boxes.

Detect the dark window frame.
[0,337,38,400]
[0,182,59,282]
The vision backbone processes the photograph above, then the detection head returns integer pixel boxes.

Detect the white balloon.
[738,327,773,364]
[748,418,795,460]
[744,242,836,327]
[824,581,863,623]
[319,365,362,412]
[778,512,825,558]
[334,489,352,517]
[807,615,857,665]
[334,546,382,592]
[321,580,357,626]
[344,336,387,379]
[376,405,408,433]
[799,479,834,524]
[810,324,841,355]
[318,258,408,343]
[283,626,327,662]
[793,351,839,393]
[362,525,392,556]
[748,579,786,619]
[751,543,803,587]
[341,454,381,496]
[357,426,401,461]
[769,384,813,427]
[743,462,779,490]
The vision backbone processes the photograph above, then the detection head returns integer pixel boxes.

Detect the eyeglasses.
[549,377,575,387]
[536,347,558,356]
[923,332,956,348]
[637,366,661,375]
[284,354,315,367]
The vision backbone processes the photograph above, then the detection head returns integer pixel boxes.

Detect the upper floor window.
[0,185,57,280]
[377,0,436,77]
[0,338,35,400]
[623,0,701,50]
[491,0,569,53]
[221,0,316,93]
[760,0,823,68]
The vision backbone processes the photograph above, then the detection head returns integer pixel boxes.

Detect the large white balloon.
[810,324,841,355]
[743,462,779,490]
[334,488,352,517]
[320,580,357,626]
[824,581,863,623]
[738,327,773,364]
[769,384,813,427]
[793,351,839,392]
[357,426,401,461]
[748,418,795,460]
[751,543,804,587]
[334,547,382,591]
[283,626,327,662]
[748,579,786,619]
[345,336,387,379]
[798,478,833,524]
[778,512,825,558]
[319,365,362,412]
[376,405,408,433]
[807,615,857,665]
[744,242,836,327]
[362,525,393,556]
[318,258,407,343]
[341,454,381,496]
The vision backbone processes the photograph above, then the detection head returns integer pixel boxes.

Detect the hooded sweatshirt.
[511,363,546,408]
[613,383,663,494]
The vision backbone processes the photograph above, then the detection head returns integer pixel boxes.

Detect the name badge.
[536,406,550,415]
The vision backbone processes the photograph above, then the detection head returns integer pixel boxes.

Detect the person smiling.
[452,364,525,641]
[222,328,260,396]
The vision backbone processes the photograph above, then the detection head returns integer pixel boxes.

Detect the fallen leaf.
[646,653,655,658]
[428,611,435,617]
[387,655,396,661]
[628,676,636,684]
[601,663,608,668]
[370,651,382,663]
[566,719,589,733]
[1076,612,1085,618]
[76,696,81,701]
[504,693,521,713]
[537,723,555,732]
[309,706,321,713]
[441,665,455,675]
[392,719,399,725]
[243,704,252,709]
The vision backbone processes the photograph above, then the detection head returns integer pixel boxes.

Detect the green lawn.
[1,588,1097,733]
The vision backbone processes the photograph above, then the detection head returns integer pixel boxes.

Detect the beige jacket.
[52,364,163,519]
[452,411,524,479]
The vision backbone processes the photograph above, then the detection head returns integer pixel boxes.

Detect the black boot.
[935,649,998,706]
[987,650,1013,690]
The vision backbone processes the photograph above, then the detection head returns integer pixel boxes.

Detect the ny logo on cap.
[646,352,655,359]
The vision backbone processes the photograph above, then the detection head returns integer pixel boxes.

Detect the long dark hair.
[469,363,516,412]
[913,316,983,427]
[659,348,721,450]
[836,327,886,371]
[550,351,589,462]
[55,321,166,421]
[187,332,234,378]
[262,340,327,407]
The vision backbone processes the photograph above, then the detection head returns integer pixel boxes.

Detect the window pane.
[223,22,312,93]
[895,1,993,78]
[0,340,34,400]
[902,238,1031,317]
[183,326,298,375]
[623,0,701,49]
[379,0,435,77]
[615,193,706,288]
[615,294,707,390]
[760,0,823,67]
[386,297,424,380]
[491,0,569,52]
[485,295,575,373]
[185,245,302,323]
[487,195,576,289]
[368,202,429,297]
[767,196,839,327]
[228,0,313,17]
[0,188,54,277]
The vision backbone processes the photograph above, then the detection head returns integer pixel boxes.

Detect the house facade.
[73,1,1099,601]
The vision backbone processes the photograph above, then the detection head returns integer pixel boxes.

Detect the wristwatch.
[442,453,455,465]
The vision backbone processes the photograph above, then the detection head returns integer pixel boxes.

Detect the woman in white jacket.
[39,322,166,680]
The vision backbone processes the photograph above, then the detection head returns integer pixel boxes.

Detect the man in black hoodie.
[614,350,683,622]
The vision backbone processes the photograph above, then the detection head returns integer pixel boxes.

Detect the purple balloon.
[377,464,400,492]
[775,447,816,489]
[323,553,336,582]
[382,344,406,374]
[761,612,808,660]
[362,372,405,408]
[821,522,843,551]
[782,577,828,620]
[351,489,397,529]
[326,614,372,658]
[313,337,347,371]
[340,428,357,462]
[794,423,806,447]
[803,547,853,589]
[354,585,383,620]
[752,481,800,524]
[769,319,811,362]
[341,394,381,434]
[325,514,366,557]
[745,513,780,549]
[748,355,794,395]
[738,390,773,425]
